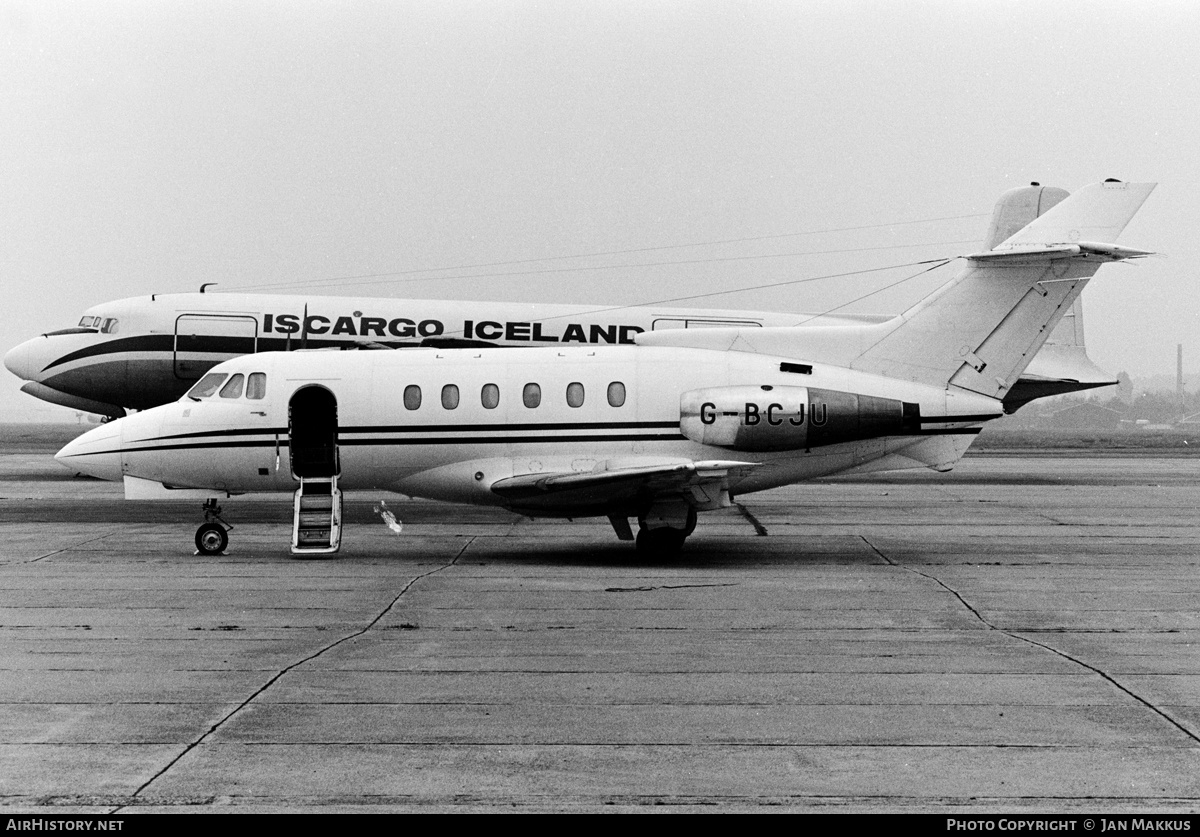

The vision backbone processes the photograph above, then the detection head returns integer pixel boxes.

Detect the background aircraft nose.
[55,421,124,482]
[3,338,44,381]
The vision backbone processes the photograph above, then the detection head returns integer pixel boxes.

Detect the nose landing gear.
[195,499,232,555]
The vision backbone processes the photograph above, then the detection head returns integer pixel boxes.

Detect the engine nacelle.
[680,385,921,452]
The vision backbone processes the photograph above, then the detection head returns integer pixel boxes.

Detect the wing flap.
[490,459,760,510]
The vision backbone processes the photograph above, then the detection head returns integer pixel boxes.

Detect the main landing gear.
[634,504,697,557]
[195,499,232,555]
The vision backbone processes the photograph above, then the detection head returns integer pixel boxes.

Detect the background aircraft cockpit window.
[186,373,228,400]
[481,383,499,409]
[566,382,585,408]
[100,318,119,334]
[403,385,422,410]
[441,384,460,410]
[219,374,245,399]
[607,382,626,408]
[522,383,541,408]
[247,373,267,400]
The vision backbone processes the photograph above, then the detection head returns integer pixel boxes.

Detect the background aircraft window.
[481,383,499,409]
[100,318,119,334]
[607,381,626,407]
[441,384,460,410]
[566,382,585,408]
[186,373,228,400]
[246,373,267,400]
[523,383,541,408]
[403,385,422,410]
[219,374,245,398]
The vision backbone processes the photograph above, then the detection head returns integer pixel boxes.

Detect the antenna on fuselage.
[200,283,218,293]
[300,303,309,350]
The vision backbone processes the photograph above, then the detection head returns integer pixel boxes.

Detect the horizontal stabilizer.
[968,241,1154,264]
[996,180,1156,249]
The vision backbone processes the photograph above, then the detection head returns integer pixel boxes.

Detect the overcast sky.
[2,0,1196,421]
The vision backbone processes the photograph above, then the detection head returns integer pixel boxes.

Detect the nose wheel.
[195,499,232,555]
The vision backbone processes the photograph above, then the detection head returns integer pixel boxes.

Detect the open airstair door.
[288,385,342,556]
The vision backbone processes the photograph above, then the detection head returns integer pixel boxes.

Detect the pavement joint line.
[3,531,123,564]
[1006,632,1200,746]
[736,504,768,537]
[858,535,895,565]
[113,536,476,813]
[867,536,1200,748]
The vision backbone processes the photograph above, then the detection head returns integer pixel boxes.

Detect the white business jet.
[6,184,1115,420]
[54,180,1154,557]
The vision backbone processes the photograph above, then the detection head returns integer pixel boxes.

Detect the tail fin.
[851,180,1155,399]
[981,183,1069,250]
[1006,296,1118,412]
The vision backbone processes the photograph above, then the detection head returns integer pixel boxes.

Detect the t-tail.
[639,180,1156,405]
[852,179,1155,400]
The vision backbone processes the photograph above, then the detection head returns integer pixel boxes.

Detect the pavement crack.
[1007,632,1200,746]
[736,504,768,537]
[114,537,475,812]
[25,532,121,563]
[868,536,1200,747]
[859,535,895,565]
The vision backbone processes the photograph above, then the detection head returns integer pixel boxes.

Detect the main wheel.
[195,523,228,555]
[635,527,686,556]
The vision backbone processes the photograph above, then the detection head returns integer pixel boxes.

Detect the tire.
[195,523,228,555]
[635,527,686,556]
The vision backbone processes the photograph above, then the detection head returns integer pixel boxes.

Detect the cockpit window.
[246,373,267,400]
[77,316,101,330]
[219,374,245,398]
[186,372,228,400]
[100,318,119,334]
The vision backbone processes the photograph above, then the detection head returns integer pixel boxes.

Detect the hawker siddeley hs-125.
[55,180,1155,556]
[7,183,1115,420]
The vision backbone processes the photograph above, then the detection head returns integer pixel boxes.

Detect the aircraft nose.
[55,420,124,482]
[3,338,45,382]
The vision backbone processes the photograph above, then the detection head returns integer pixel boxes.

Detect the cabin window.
[186,373,227,400]
[566,382,585,408]
[607,381,626,408]
[219,374,245,399]
[100,318,119,334]
[246,373,267,400]
[481,383,499,409]
[441,384,460,410]
[403,385,422,410]
[522,383,541,408]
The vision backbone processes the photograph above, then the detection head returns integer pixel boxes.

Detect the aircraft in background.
[55,180,1155,556]
[4,184,1116,420]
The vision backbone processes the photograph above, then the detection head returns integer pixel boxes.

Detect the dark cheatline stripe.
[344,433,687,446]
[921,414,1002,424]
[149,420,679,442]
[120,433,686,455]
[41,334,430,373]
[343,421,680,434]
[42,335,177,372]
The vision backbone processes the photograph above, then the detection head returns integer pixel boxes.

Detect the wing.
[489,458,761,515]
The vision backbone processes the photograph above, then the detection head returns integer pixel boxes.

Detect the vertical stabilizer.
[982,183,1070,250]
[850,181,1155,399]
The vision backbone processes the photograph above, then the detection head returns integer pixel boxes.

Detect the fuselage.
[3,291,1111,420]
[5,292,841,417]
[56,346,1001,515]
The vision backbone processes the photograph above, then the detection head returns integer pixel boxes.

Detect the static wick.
[374,500,403,535]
